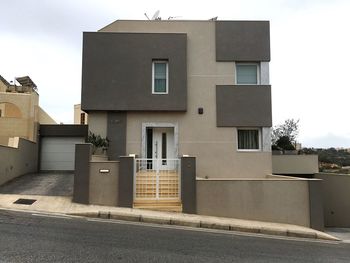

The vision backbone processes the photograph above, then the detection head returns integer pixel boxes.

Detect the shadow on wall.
[0,102,22,118]
[0,137,38,186]
[315,173,350,228]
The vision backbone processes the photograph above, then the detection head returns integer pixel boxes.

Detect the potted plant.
[87,131,109,158]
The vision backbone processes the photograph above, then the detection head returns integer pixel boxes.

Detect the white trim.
[152,61,169,94]
[235,62,260,85]
[260,62,270,85]
[262,127,272,152]
[141,122,178,158]
[236,127,262,152]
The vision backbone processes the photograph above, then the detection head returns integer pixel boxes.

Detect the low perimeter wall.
[74,144,197,211]
[315,173,350,227]
[0,137,38,185]
[197,175,324,230]
[89,161,119,206]
[73,144,135,207]
[272,154,319,175]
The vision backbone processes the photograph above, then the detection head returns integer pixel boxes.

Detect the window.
[152,61,168,94]
[80,113,85,124]
[236,63,259,84]
[237,129,260,150]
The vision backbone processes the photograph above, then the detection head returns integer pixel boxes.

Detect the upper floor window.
[237,128,260,151]
[236,63,259,85]
[152,61,168,94]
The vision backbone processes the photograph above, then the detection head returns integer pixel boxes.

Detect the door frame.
[141,122,178,159]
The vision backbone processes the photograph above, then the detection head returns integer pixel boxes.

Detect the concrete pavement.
[0,172,73,196]
[0,193,339,241]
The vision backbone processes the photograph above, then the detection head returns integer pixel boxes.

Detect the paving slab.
[0,193,339,242]
[0,172,73,196]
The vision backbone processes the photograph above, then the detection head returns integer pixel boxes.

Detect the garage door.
[40,137,85,171]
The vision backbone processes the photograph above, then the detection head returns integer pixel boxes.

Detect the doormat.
[13,198,37,205]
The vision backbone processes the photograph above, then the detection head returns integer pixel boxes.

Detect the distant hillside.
[300,148,350,173]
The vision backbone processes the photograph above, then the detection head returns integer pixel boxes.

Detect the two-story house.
[81,20,272,180]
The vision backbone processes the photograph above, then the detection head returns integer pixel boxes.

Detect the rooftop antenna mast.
[168,16,181,20]
[151,10,161,20]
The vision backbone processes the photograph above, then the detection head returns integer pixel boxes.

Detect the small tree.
[272,119,299,151]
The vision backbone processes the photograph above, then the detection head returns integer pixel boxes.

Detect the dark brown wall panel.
[216,21,270,62]
[81,32,187,112]
[216,85,272,127]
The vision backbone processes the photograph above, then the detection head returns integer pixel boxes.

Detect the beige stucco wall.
[315,173,350,227]
[74,104,88,124]
[88,112,107,137]
[0,91,39,142]
[272,154,319,175]
[89,161,119,206]
[0,137,38,186]
[196,177,311,227]
[38,106,56,124]
[99,21,271,178]
[0,80,7,92]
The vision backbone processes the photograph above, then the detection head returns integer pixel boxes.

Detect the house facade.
[0,75,56,145]
[81,20,272,179]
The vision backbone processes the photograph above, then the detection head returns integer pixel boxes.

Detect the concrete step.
[133,200,182,212]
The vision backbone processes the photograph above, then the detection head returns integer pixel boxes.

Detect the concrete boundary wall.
[73,144,133,208]
[89,161,119,206]
[272,155,319,175]
[0,137,38,186]
[315,173,350,227]
[196,175,323,229]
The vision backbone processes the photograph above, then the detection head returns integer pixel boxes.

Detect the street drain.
[13,198,37,205]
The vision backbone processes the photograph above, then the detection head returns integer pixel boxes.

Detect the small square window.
[236,63,259,84]
[152,61,168,94]
[237,129,260,150]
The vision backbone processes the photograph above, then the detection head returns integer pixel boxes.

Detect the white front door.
[152,127,175,170]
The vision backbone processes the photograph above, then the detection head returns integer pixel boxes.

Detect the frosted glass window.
[236,64,258,84]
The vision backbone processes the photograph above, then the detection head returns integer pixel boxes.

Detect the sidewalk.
[0,194,339,241]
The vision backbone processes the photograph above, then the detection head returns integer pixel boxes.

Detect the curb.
[68,211,340,241]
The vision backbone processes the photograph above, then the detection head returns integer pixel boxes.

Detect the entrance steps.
[133,200,182,212]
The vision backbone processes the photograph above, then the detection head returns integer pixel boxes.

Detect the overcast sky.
[0,0,349,148]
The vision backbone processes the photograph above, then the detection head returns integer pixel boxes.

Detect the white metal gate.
[134,158,180,200]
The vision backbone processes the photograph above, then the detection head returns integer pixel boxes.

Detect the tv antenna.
[168,16,181,20]
[144,10,162,21]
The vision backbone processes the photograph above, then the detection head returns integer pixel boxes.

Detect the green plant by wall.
[87,131,109,154]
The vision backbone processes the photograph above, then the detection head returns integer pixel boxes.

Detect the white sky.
[0,0,349,148]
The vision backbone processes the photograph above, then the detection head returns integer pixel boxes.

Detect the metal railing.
[134,158,181,200]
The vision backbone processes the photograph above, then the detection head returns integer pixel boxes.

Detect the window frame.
[235,62,260,85]
[236,128,261,152]
[152,60,169,94]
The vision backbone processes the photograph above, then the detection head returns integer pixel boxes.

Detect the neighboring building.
[74,104,88,125]
[0,75,56,144]
[81,20,272,179]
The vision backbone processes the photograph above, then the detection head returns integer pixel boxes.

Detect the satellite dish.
[144,13,150,20]
[151,10,160,20]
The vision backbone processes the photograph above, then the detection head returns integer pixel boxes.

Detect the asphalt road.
[0,210,349,263]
